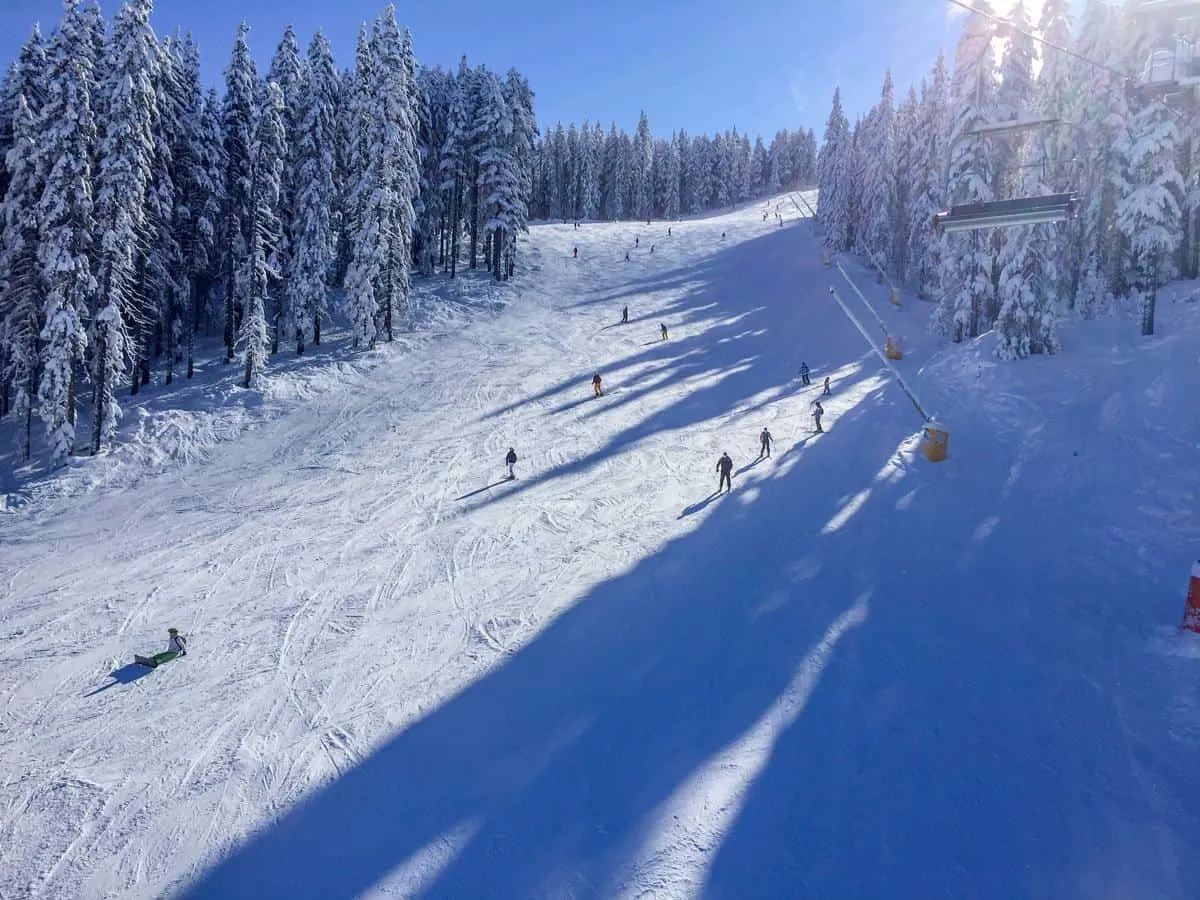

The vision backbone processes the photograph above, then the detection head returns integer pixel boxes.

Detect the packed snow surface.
[2,196,1199,899]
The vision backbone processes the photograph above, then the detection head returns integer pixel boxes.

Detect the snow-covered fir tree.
[34,0,97,460]
[220,23,256,363]
[291,30,338,352]
[1,96,45,459]
[240,80,284,387]
[90,0,159,455]
[267,25,303,355]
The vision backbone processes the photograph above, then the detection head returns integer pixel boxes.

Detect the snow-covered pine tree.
[906,52,949,298]
[291,30,338,352]
[221,23,257,362]
[141,34,186,391]
[502,68,536,274]
[343,26,380,345]
[750,136,767,198]
[267,25,303,355]
[891,85,920,280]
[633,111,653,220]
[474,71,520,279]
[176,43,223,379]
[35,0,98,459]
[1,96,45,458]
[934,4,997,341]
[240,80,284,386]
[0,29,48,425]
[439,57,474,277]
[416,66,451,274]
[368,6,419,338]
[816,87,851,251]
[90,0,159,455]
[661,134,681,219]
[858,71,897,271]
[1116,95,1183,336]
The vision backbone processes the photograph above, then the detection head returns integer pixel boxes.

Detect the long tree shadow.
[181,358,922,899]
[182,219,936,898]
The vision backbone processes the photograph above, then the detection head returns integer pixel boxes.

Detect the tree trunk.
[91,333,107,455]
[187,278,197,379]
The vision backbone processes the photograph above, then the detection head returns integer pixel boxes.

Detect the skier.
[721,231,726,239]
[505,447,517,480]
[668,226,672,237]
[167,627,187,656]
[759,427,773,459]
[812,401,824,434]
[635,236,639,247]
[650,244,655,254]
[822,375,831,395]
[621,305,629,324]
[799,361,810,386]
[573,247,578,258]
[716,452,734,494]
[625,251,630,262]
[592,373,604,397]
[660,323,669,341]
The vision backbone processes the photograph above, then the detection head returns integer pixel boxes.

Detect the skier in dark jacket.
[822,375,831,395]
[799,361,811,385]
[505,447,517,480]
[621,305,629,324]
[759,428,773,458]
[592,373,603,397]
[573,247,578,258]
[717,452,734,493]
[660,323,669,341]
[812,401,824,434]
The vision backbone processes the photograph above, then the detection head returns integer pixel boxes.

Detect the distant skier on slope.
[759,427,773,459]
[573,247,578,258]
[625,251,630,262]
[799,361,811,385]
[717,452,734,493]
[812,401,824,434]
[668,227,672,237]
[650,244,655,254]
[506,447,518,480]
[822,375,831,395]
[660,323,669,341]
[622,305,629,324]
[592,373,604,397]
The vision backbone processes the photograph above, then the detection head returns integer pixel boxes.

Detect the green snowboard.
[133,651,182,668]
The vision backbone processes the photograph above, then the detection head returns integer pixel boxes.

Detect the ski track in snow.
[1,194,1199,899]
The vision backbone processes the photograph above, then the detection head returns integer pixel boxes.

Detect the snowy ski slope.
[1,195,1199,899]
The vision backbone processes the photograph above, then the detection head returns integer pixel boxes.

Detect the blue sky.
[0,0,966,141]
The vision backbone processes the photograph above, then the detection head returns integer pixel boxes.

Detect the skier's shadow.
[454,480,511,501]
[735,457,767,476]
[84,663,154,697]
[678,491,722,519]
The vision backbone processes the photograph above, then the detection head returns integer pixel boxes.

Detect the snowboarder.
[799,361,811,386]
[660,323,669,341]
[573,246,578,258]
[167,627,187,656]
[592,373,604,397]
[716,452,734,494]
[505,447,517,480]
[812,401,824,434]
[759,428,773,459]
[621,305,629,324]
[822,375,831,395]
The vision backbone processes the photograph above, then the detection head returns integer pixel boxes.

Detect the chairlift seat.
[933,193,1078,233]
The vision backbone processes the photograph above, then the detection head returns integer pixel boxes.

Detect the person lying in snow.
[167,628,187,656]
